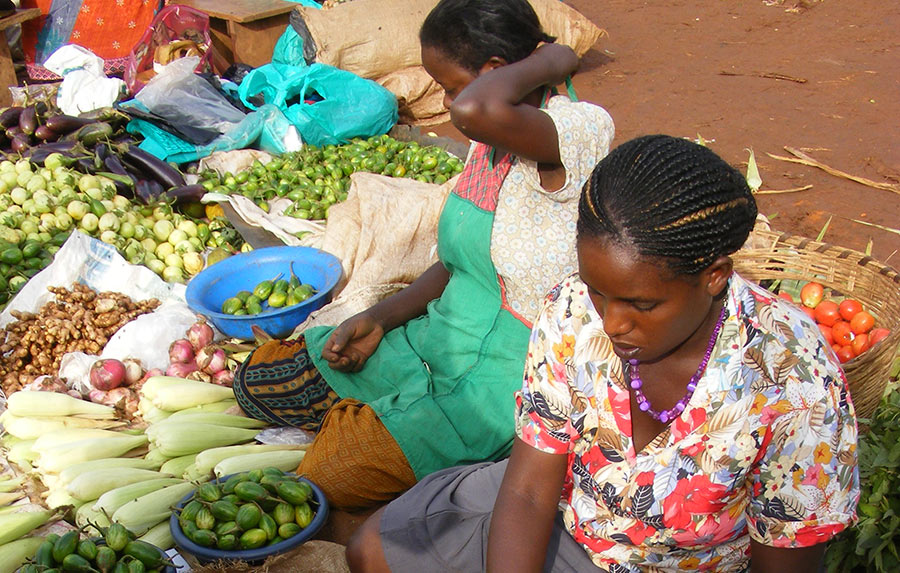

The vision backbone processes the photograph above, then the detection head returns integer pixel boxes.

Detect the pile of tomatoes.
[780,281,891,363]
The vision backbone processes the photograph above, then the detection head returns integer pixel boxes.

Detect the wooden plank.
[0,38,14,107]
[0,8,41,32]
[177,0,295,24]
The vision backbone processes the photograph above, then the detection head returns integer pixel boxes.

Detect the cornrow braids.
[577,135,759,275]
[420,0,555,74]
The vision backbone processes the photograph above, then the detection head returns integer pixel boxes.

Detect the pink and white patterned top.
[489,95,614,325]
[516,273,860,572]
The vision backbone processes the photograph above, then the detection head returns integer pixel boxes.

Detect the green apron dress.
[304,143,530,479]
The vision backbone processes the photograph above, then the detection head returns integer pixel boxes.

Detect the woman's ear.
[478,56,507,75]
[704,256,733,297]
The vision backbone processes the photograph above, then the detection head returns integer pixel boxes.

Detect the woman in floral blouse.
[346,135,859,572]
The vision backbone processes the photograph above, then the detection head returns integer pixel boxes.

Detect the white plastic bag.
[135,56,245,134]
[43,45,126,115]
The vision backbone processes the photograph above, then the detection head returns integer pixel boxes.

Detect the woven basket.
[732,228,900,420]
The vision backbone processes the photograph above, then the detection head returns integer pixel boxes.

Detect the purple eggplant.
[0,107,23,128]
[135,179,167,204]
[163,183,207,204]
[34,125,58,142]
[74,157,97,174]
[23,140,79,163]
[121,145,185,190]
[18,105,37,136]
[44,114,97,136]
[10,134,31,154]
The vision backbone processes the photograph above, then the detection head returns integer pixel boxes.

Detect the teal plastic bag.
[238,62,398,147]
[272,25,308,66]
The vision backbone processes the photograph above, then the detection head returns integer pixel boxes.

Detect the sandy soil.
[434,0,900,265]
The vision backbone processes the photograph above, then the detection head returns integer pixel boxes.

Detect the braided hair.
[577,135,759,275]
[420,0,555,74]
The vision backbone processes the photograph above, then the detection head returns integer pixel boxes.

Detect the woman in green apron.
[233,0,615,511]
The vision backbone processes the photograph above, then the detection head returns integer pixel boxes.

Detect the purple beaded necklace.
[628,306,727,424]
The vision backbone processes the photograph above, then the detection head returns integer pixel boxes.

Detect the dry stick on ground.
[767,147,900,195]
[754,184,814,195]
[719,70,808,83]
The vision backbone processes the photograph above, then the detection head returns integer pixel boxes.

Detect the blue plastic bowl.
[185,246,342,340]
[169,473,329,565]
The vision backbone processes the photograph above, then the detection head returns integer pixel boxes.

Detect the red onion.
[90,358,126,391]
[67,389,84,399]
[196,345,227,375]
[88,389,108,403]
[102,387,134,408]
[26,375,69,393]
[122,358,144,386]
[169,338,195,365]
[139,368,164,385]
[187,320,214,352]
[166,361,198,378]
[212,369,234,387]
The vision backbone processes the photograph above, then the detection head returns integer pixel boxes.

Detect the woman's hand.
[321,312,386,372]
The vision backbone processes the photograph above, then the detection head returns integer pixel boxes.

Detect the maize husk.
[6,391,116,419]
[4,439,37,471]
[0,536,46,573]
[112,481,195,535]
[153,412,268,430]
[0,412,125,440]
[167,399,238,416]
[0,508,54,545]
[142,377,234,411]
[93,477,185,516]
[75,502,111,535]
[58,457,163,487]
[159,454,197,478]
[33,428,132,454]
[147,422,258,457]
[37,434,149,474]
[191,443,309,480]
[0,491,25,506]
[141,404,173,425]
[45,488,84,510]
[67,468,173,501]
[0,475,24,493]
[138,519,175,551]
[214,449,306,478]
[142,447,171,466]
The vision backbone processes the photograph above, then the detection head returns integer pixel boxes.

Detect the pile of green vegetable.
[0,156,244,303]
[197,134,465,220]
[175,468,318,552]
[220,270,316,316]
[17,523,171,573]
[825,381,900,572]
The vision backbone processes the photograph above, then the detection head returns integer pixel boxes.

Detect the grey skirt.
[379,459,605,572]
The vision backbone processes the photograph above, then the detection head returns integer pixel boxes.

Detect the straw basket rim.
[733,228,900,421]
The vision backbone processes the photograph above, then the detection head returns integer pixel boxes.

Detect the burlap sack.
[291,171,457,335]
[290,0,604,123]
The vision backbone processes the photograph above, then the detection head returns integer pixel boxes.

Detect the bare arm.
[487,438,569,572]
[451,43,579,165]
[367,261,450,331]
[749,539,826,573]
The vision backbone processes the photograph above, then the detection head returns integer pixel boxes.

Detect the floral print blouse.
[516,273,859,572]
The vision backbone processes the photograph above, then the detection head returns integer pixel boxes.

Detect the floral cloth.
[491,95,614,324]
[516,272,860,572]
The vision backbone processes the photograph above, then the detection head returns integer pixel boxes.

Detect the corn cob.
[190,443,309,480]
[58,457,163,487]
[214,449,306,478]
[141,376,234,411]
[6,391,116,419]
[138,519,175,551]
[147,422,259,457]
[0,508,54,545]
[37,434,149,474]
[159,454,198,478]
[153,412,268,430]
[93,477,185,516]
[112,481,195,535]
[0,536,46,573]
[67,468,174,501]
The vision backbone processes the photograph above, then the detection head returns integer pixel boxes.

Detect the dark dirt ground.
[433,0,900,266]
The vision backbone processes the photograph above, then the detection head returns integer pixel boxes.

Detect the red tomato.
[814,300,841,327]
[869,328,891,346]
[838,299,863,321]
[831,343,843,354]
[802,306,817,320]
[817,324,834,345]
[832,321,854,346]
[835,345,854,363]
[778,291,794,303]
[850,311,875,335]
[851,333,869,357]
[800,282,824,308]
